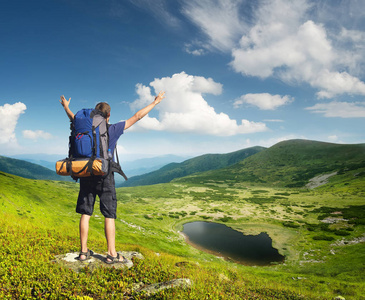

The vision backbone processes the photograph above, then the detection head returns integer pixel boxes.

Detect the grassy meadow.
[0,168,364,299]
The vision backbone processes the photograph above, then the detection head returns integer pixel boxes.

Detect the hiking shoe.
[105,253,128,264]
[77,249,94,261]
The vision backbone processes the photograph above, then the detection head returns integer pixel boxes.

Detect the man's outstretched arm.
[60,95,75,121]
[124,91,165,130]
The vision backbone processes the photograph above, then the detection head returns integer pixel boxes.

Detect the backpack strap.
[68,121,75,159]
[91,111,109,159]
[111,144,128,181]
[110,161,128,181]
[63,157,94,181]
[71,158,94,177]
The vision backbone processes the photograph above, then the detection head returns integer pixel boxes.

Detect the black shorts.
[76,173,117,219]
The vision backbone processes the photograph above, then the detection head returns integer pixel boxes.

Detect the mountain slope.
[175,139,365,188]
[120,146,266,187]
[1,171,347,300]
[0,155,71,181]
[121,154,191,177]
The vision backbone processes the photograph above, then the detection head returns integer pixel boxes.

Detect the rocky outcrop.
[133,278,192,296]
[53,251,193,297]
[331,235,365,247]
[53,251,143,272]
[306,172,337,189]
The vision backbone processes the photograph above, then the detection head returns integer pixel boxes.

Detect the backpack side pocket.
[74,133,93,157]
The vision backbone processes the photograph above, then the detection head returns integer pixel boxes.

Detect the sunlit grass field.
[0,170,364,299]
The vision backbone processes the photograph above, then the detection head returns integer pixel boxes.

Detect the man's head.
[95,102,111,120]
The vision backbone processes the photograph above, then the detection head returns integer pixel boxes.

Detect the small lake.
[182,221,285,266]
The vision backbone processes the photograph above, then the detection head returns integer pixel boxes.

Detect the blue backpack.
[55,108,127,180]
[70,108,109,159]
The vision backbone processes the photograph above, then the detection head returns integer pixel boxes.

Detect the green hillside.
[176,139,365,188]
[121,146,265,187]
[1,167,364,299]
[1,139,364,299]
[0,155,71,181]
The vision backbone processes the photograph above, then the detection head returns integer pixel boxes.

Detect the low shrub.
[312,235,335,241]
[217,216,232,222]
[282,222,300,228]
[334,230,351,236]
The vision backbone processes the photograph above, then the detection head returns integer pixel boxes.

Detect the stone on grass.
[53,251,144,272]
[135,278,192,296]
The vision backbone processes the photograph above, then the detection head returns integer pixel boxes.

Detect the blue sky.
[1,0,365,161]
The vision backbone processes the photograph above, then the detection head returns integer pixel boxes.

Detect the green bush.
[334,230,351,236]
[217,216,232,222]
[251,190,269,194]
[348,218,365,225]
[282,222,300,228]
[319,224,334,232]
[275,192,291,196]
[312,235,335,241]
[246,197,275,205]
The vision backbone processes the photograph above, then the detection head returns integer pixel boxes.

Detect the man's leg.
[79,214,91,260]
[77,177,97,260]
[105,217,120,260]
[101,173,123,261]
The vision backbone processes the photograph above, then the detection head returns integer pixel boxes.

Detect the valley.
[0,139,364,299]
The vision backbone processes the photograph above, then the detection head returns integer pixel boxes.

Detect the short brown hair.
[95,102,111,118]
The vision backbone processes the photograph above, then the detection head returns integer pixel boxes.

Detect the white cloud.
[128,0,181,28]
[337,28,365,76]
[182,0,365,98]
[264,119,284,123]
[0,102,27,145]
[181,0,248,52]
[22,130,53,140]
[327,135,340,143]
[306,101,365,118]
[129,72,268,136]
[254,134,308,148]
[242,1,365,98]
[230,5,365,98]
[129,83,154,111]
[184,43,206,56]
[313,70,365,99]
[234,93,293,110]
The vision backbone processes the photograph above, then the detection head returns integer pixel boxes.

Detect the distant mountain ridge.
[121,154,191,177]
[5,139,364,188]
[120,146,266,187]
[10,154,191,178]
[0,155,71,181]
[175,139,365,188]
[10,154,66,171]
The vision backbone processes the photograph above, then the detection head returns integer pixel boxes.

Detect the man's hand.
[59,95,75,121]
[153,91,165,105]
[60,95,71,108]
[125,90,166,130]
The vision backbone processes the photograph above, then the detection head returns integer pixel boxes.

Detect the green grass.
[0,171,365,299]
